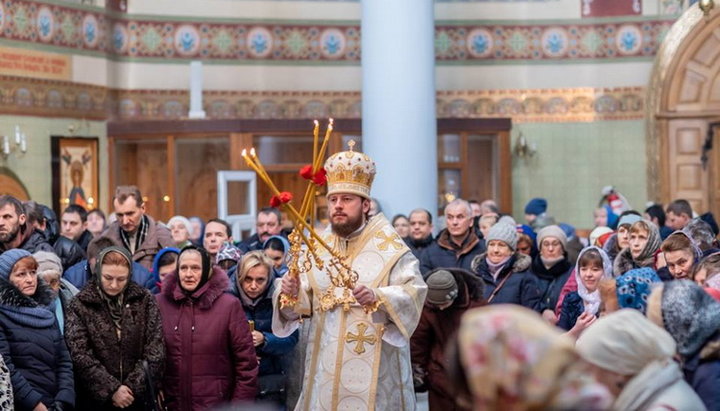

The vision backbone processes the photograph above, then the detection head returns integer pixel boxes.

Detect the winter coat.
[613,248,657,277]
[405,235,435,260]
[682,332,720,411]
[52,236,86,271]
[65,280,165,411]
[102,215,174,270]
[0,227,54,254]
[420,229,486,278]
[157,267,258,410]
[64,259,158,294]
[556,291,592,331]
[603,234,621,264]
[237,233,263,253]
[410,268,484,410]
[0,277,74,410]
[76,230,94,253]
[530,256,573,313]
[228,275,298,378]
[554,271,578,315]
[471,253,542,311]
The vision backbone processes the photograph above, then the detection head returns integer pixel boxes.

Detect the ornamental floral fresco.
[0,0,674,63]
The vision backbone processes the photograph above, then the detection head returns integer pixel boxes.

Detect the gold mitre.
[324,140,376,199]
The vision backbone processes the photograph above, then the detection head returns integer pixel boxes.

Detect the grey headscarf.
[661,279,720,357]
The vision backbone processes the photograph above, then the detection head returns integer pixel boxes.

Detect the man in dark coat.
[411,268,484,410]
[102,186,174,270]
[0,195,53,254]
[420,199,485,278]
[405,208,435,260]
[237,208,284,253]
[60,204,94,253]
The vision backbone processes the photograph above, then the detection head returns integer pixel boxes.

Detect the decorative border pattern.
[0,75,644,122]
[0,1,674,63]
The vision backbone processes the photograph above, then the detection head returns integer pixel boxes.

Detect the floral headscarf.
[457,305,612,410]
[575,246,613,315]
[615,267,662,314]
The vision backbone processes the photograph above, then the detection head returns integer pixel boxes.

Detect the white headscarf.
[575,246,613,315]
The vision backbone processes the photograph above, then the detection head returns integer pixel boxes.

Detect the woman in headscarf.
[613,219,662,276]
[65,246,165,410]
[647,280,720,410]
[157,245,258,410]
[188,217,205,247]
[262,235,290,277]
[576,309,705,410]
[557,247,613,338]
[0,249,74,410]
[530,225,573,325]
[447,305,612,411]
[230,251,297,405]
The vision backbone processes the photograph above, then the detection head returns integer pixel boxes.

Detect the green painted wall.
[0,116,108,210]
[511,120,647,229]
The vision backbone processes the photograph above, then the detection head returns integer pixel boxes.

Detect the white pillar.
[361,0,437,219]
[188,60,206,119]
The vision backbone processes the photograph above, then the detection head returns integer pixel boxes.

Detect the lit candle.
[20,133,26,153]
[313,118,333,171]
[313,119,319,162]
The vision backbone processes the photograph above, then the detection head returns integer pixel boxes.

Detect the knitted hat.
[660,279,720,357]
[216,241,242,264]
[589,226,614,247]
[426,270,458,305]
[168,215,193,232]
[524,198,547,216]
[33,251,63,276]
[498,215,517,227]
[537,225,568,252]
[486,223,518,251]
[617,214,641,228]
[0,249,32,280]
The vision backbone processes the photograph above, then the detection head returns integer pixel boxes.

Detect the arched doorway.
[647,7,720,216]
[0,168,30,200]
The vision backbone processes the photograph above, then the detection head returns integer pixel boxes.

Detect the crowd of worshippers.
[1,184,720,411]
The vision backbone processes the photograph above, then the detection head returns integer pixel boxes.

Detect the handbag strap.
[487,268,514,303]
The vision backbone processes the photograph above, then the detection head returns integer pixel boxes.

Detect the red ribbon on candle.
[299,165,327,186]
[270,191,293,207]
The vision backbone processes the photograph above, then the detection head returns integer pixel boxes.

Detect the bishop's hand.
[353,284,377,306]
[281,274,299,297]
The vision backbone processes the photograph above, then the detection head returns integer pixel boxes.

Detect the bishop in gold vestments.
[272,145,427,410]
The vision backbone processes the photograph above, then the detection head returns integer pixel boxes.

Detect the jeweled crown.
[324,140,376,199]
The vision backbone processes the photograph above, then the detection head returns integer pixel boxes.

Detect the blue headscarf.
[615,267,662,314]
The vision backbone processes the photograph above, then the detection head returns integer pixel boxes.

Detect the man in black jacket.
[420,199,485,278]
[405,208,435,260]
[0,195,54,253]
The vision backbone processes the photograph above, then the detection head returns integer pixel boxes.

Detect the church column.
[361,0,438,218]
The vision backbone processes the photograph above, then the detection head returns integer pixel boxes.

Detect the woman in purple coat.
[156,246,258,410]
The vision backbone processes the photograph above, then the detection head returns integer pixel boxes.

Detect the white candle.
[20,133,27,152]
[14,126,20,144]
[3,136,9,155]
[188,60,205,119]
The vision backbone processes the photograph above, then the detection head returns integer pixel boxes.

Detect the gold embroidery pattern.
[374,230,403,252]
[346,323,377,355]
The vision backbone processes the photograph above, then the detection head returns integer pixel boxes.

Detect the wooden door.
[667,119,709,214]
[709,122,720,219]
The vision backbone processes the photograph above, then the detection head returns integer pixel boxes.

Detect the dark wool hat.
[426,270,458,305]
[524,198,547,216]
[0,249,32,280]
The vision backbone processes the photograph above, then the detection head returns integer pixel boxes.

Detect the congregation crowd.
[1,181,720,410]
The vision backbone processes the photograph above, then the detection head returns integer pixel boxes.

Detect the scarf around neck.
[94,246,133,332]
[120,214,148,255]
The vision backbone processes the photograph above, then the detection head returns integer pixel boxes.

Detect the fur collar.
[472,252,531,275]
[0,275,54,308]
[613,248,655,277]
[163,266,229,310]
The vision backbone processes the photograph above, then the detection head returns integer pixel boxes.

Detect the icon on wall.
[51,137,99,215]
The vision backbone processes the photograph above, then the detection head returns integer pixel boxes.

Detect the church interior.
[0,0,718,232]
